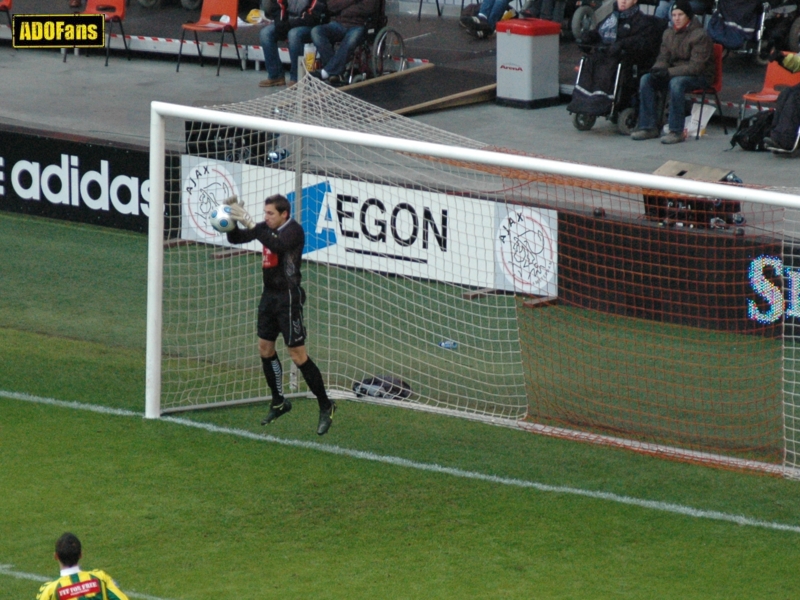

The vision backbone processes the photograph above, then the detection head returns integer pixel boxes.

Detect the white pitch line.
[3,389,800,535]
[0,564,172,600]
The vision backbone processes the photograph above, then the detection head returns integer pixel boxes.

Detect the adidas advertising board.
[0,127,158,233]
[180,156,559,295]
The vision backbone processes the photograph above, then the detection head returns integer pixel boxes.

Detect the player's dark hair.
[265,194,291,216]
[55,533,81,567]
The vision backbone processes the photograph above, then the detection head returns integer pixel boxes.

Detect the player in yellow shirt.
[36,533,129,600]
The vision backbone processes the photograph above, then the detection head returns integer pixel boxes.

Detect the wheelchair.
[343,0,406,84]
[568,49,643,135]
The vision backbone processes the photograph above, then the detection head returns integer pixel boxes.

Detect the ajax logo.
[496,207,557,295]
[183,162,240,237]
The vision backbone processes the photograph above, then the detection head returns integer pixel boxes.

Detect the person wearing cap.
[631,0,714,144]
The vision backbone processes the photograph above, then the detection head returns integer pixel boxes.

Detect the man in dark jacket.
[258,0,326,87]
[310,0,379,82]
[567,0,665,116]
[631,0,714,143]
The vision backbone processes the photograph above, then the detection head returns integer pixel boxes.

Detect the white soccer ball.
[209,204,235,233]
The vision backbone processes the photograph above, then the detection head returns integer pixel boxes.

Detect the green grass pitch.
[3,212,800,599]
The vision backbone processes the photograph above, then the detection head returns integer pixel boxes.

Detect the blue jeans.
[311,22,365,77]
[259,23,312,82]
[479,0,510,27]
[637,72,708,133]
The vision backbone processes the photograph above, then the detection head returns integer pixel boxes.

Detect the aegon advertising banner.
[0,127,153,233]
[180,155,559,296]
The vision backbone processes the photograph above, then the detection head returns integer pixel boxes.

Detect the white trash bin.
[496,18,561,108]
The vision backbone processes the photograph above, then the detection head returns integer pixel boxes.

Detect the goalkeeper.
[225,194,337,436]
[36,533,129,600]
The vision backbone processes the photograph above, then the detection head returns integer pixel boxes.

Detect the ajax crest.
[496,207,557,295]
[183,162,240,238]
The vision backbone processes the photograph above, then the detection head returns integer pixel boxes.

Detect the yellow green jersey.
[36,568,129,600]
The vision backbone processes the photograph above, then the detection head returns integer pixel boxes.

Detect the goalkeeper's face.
[264,204,290,229]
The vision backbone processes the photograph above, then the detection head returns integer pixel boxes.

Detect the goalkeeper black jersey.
[228,218,304,292]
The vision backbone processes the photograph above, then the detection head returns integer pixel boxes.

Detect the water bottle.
[267,148,289,164]
[725,172,743,184]
[438,340,458,349]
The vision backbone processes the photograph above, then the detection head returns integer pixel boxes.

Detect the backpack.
[730,110,774,151]
[352,375,412,400]
[769,83,800,151]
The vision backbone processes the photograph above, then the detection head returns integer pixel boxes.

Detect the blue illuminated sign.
[748,255,800,324]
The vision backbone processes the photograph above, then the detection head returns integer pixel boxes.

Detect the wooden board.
[342,64,497,115]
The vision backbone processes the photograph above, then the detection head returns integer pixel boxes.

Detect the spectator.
[460,0,511,39]
[589,0,664,58]
[36,533,129,600]
[654,0,711,22]
[567,0,665,116]
[259,0,327,87]
[309,0,378,84]
[764,50,800,151]
[631,0,714,144]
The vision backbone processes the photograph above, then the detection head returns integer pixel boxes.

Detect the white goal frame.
[147,99,800,476]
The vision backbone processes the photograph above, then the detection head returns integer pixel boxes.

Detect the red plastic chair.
[176,0,242,76]
[740,53,800,122]
[690,44,727,140]
[85,0,130,66]
[0,0,11,30]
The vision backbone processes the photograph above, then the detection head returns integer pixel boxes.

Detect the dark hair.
[55,533,81,567]
[265,194,291,216]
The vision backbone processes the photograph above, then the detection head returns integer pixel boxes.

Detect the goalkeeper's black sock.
[298,357,331,411]
[261,354,284,404]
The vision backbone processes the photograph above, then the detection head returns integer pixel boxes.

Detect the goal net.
[147,76,800,477]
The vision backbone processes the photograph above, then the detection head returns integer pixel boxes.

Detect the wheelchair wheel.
[137,0,162,7]
[572,112,596,131]
[372,27,406,77]
[617,107,637,135]
[571,5,596,42]
[788,16,800,52]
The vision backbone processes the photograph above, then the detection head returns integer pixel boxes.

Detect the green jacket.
[781,52,800,73]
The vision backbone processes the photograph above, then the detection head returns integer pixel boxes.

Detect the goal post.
[147,79,800,477]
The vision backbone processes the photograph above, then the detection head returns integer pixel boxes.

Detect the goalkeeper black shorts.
[258,287,307,348]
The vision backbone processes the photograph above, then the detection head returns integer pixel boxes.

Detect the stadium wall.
[557,210,784,337]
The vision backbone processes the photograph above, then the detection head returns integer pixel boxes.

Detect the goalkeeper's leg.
[260,353,284,403]
[259,338,292,425]
[288,346,336,435]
